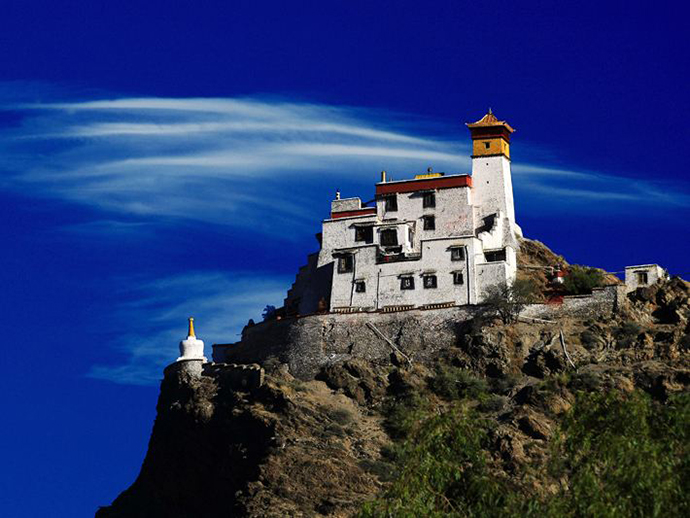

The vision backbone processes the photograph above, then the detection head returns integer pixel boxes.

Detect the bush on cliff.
[361,389,689,518]
[481,278,539,324]
[542,390,689,518]
[562,265,605,295]
[428,365,488,400]
[361,404,507,518]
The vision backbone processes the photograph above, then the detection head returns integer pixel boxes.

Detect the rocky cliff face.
[97,274,690,517]
[96,359,391,517]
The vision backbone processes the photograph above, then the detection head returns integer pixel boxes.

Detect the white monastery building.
[284,110,524,314]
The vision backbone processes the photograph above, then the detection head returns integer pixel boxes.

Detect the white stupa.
[177,317,207,362]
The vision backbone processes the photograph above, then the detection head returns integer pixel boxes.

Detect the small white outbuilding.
[624,264,668,293]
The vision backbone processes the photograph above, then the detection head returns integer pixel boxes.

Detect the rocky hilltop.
[96,241,689,517]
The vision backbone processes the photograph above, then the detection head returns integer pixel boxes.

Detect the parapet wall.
[203,362,264,390]
[164,360,265,390]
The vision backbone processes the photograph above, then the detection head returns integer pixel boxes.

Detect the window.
[636,272,648,285]
[423,275,437,289]
[453,272,464,285]
[485,249,506,262]
[337,254,353,273]
[422,192,436,208]
[380,228,398,246]
[484,141,491,149]
[450,247,465,261]
[423,215,435,230]
[355,226,373,243]
[354,280,366,293]
[384,195,398,212]
[400,276,415,290]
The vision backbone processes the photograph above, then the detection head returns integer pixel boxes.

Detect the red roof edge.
[376,175,472,195]
[330,207,377,219]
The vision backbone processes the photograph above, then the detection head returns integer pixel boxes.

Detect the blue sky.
[1,1,688,516]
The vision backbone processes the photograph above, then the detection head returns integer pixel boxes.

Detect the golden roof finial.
[466,110,515,133]
[188,317,196,338]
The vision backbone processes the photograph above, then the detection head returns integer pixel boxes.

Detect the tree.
[262,305,276,321]
[562,265,604,295]
[481,278,538,324]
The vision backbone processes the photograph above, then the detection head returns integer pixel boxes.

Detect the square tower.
[467,110,519,234]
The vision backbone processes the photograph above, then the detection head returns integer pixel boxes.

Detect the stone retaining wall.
[522,285,626,321]
[213,285,625,380]
[214,306,478,379]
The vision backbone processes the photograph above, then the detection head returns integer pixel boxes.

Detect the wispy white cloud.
[2,90,688,236]
[88,272,290,385]
[0,94,471,235]
[512,164,690,208]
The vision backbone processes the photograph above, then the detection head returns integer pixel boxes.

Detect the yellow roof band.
[414,173,444,179]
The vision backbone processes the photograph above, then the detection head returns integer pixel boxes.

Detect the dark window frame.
[450,247,465,261]
[423,275,437,289]
[354,280,366,293]
[485,249,507,262]
[453,272,464,285]
[636,272,648,285]
[400,276,415,290]
[354,226,373,243]
[337,254,354,273]
[384,195,398,212]
[422,192,436,208]
[380,228,398,246]
[423,215,435,230]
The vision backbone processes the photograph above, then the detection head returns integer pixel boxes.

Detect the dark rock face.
[315,359,387,405]
[96,367,275,518]
[522,348,567,378]
[97,364,389,518]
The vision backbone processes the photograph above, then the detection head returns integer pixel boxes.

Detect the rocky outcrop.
[97,363,389,518]
[98,278,690,517]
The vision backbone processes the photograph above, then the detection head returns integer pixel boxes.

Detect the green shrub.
[562,265,605,295]
[330,407,354,425]
[481,278,540,324]
[542,391,690,518]
[542,372,571,393]
[428,365,488,400]
[478,394,508,413]
[579,329,600,350]
[614,321,642,348]
[361,390,689,517]
[358,459,397,482]
[489,373,520,395]
[567,370,601,392]
[360,405,507,518]
[384,392,426,440]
